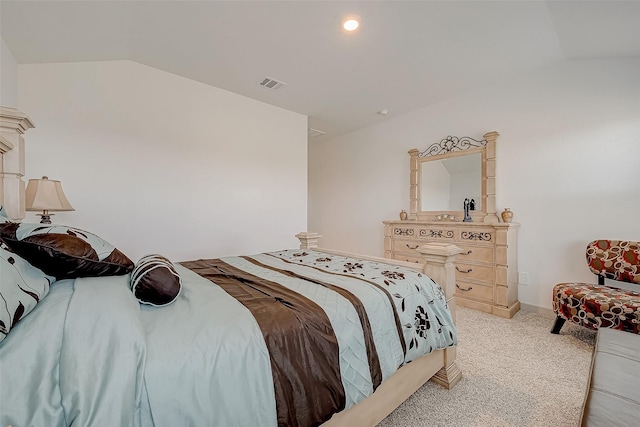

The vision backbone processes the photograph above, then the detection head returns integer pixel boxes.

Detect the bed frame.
[0,106,461,426]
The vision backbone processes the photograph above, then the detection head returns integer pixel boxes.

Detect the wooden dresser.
[384,220,519,318]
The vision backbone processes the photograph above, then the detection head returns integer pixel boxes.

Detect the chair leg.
[550,316,566,334]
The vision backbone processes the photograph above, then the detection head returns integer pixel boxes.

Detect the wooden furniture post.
[408,148,419,219]
[295,232,322,249]
[417,242,463,389]
[0,107,34,221]
[482,131,499,223]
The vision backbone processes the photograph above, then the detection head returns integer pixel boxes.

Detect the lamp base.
[37,213,53,224]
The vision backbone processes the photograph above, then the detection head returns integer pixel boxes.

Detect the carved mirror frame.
[409,131,499,223]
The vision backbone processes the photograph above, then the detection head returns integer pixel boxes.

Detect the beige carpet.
[378,307,596,427]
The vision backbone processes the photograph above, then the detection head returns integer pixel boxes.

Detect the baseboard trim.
[520,303,554,317]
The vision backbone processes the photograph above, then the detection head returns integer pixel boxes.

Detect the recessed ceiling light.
[342,16,360,32]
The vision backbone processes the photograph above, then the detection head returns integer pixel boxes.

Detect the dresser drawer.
[392,254,423,264]
[455,281,493,303]
[392,239,423,254]
[416,227,456,241]
[456,245,494,264]
[455,262,494,284]
[459,229,495,245]
[391,226,418,238]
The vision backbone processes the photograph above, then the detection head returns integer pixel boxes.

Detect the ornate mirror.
[409,131,499,223]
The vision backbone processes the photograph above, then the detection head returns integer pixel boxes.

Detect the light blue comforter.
[0,250,456,426]
[0,275,146,427]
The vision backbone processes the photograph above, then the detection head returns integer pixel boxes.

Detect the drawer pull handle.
[460,250,473,255]
[456,284,473,292]
[406,259,419,263]
[456,266,473,273]
[406,244,419,250]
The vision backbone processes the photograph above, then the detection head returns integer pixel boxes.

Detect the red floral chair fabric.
[552,240,640,334]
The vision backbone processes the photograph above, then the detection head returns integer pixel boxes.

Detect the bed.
[0,107,462,426]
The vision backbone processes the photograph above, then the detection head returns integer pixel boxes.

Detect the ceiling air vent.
[308,128,326,138]
[259,76,286,90]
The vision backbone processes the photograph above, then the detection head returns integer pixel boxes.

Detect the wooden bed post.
[417,242,463,389]
[0,107,34,221]
[296,232,322,249]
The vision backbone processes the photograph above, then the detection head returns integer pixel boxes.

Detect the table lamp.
[25,176,74,224]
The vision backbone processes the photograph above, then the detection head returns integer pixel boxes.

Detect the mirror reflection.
[420,153,482,211]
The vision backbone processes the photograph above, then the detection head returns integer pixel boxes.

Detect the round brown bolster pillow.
[130,254,182,306]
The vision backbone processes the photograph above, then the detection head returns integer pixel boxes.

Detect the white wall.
[309,58,640,310]
[18,60,307,262]
[0,36,18,107]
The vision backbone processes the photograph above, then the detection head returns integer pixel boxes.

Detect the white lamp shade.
[25,177,75,212]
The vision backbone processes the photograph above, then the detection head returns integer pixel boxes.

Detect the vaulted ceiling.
[2,1,639,141]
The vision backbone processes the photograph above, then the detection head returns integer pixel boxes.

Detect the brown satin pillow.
[0,222,133,280]
[130,254,182,306]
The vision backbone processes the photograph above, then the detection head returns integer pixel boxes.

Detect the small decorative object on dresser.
[463,198,472,222]
[399,209,408,220]
[501,208,513,223]
[386,131,520,318]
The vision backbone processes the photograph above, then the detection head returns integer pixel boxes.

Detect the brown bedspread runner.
[243,255,383,390]
[181,258,346,426]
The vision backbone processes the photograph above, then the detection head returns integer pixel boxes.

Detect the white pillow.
[0,243,54,343]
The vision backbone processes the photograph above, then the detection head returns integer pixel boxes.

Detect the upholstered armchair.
[551,240,640,334]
